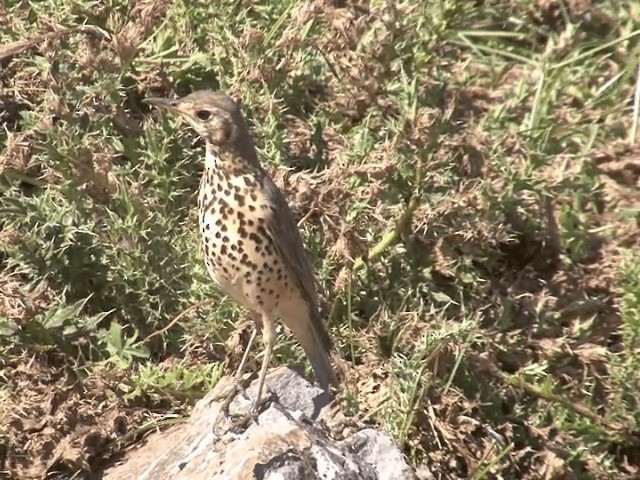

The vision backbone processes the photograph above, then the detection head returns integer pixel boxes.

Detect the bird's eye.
[196,110,211,121]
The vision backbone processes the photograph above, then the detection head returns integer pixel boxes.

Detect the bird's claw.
[212,378,276,436]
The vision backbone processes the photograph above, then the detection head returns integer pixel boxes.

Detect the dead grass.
[0,352,145,479]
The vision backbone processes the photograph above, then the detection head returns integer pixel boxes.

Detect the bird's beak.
[143,97,180,113]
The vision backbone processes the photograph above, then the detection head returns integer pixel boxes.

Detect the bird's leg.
[218,313,261,406]
[211,320,258,434]
[235,316,260,381]
[253,313,275,412]
[211,315,274,435]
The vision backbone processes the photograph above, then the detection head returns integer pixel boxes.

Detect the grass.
[1,0,640,478]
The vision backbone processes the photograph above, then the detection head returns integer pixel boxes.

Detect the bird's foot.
[211,375,252,436]
[224,388,277,434]
[251,386,277,415]
[211,377,277,436]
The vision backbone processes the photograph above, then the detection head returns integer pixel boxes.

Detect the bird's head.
[144,90,250,150]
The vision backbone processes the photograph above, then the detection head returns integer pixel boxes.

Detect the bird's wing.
[261,175,335,349]
[262,175,318,307]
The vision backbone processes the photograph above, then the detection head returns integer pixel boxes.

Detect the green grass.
[1,0,640,478]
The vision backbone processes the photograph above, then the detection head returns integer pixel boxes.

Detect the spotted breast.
[197,149,294,315]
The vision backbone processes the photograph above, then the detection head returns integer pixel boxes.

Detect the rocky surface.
[104,366,424,480]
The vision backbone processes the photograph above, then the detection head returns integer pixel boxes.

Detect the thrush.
[143,90,338,407]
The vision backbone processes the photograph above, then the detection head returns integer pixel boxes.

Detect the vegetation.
[1,0,639,478]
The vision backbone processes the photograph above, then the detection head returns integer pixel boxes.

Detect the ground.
[1,0,640,479]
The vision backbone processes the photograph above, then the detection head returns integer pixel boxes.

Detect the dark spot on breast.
[243,176,256,188]
[249,232,263,244]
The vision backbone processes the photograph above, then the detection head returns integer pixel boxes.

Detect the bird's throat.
[205,146,220,170]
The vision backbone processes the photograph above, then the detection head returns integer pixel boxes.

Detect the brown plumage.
[144,90,337,405]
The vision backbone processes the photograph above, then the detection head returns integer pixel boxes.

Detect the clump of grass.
[609,254,640,425]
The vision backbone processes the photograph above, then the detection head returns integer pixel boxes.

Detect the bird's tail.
[289,306,338,390]
[304,341,338,391]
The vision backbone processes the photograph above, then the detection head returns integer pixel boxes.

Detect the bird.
[143,90,338,408]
